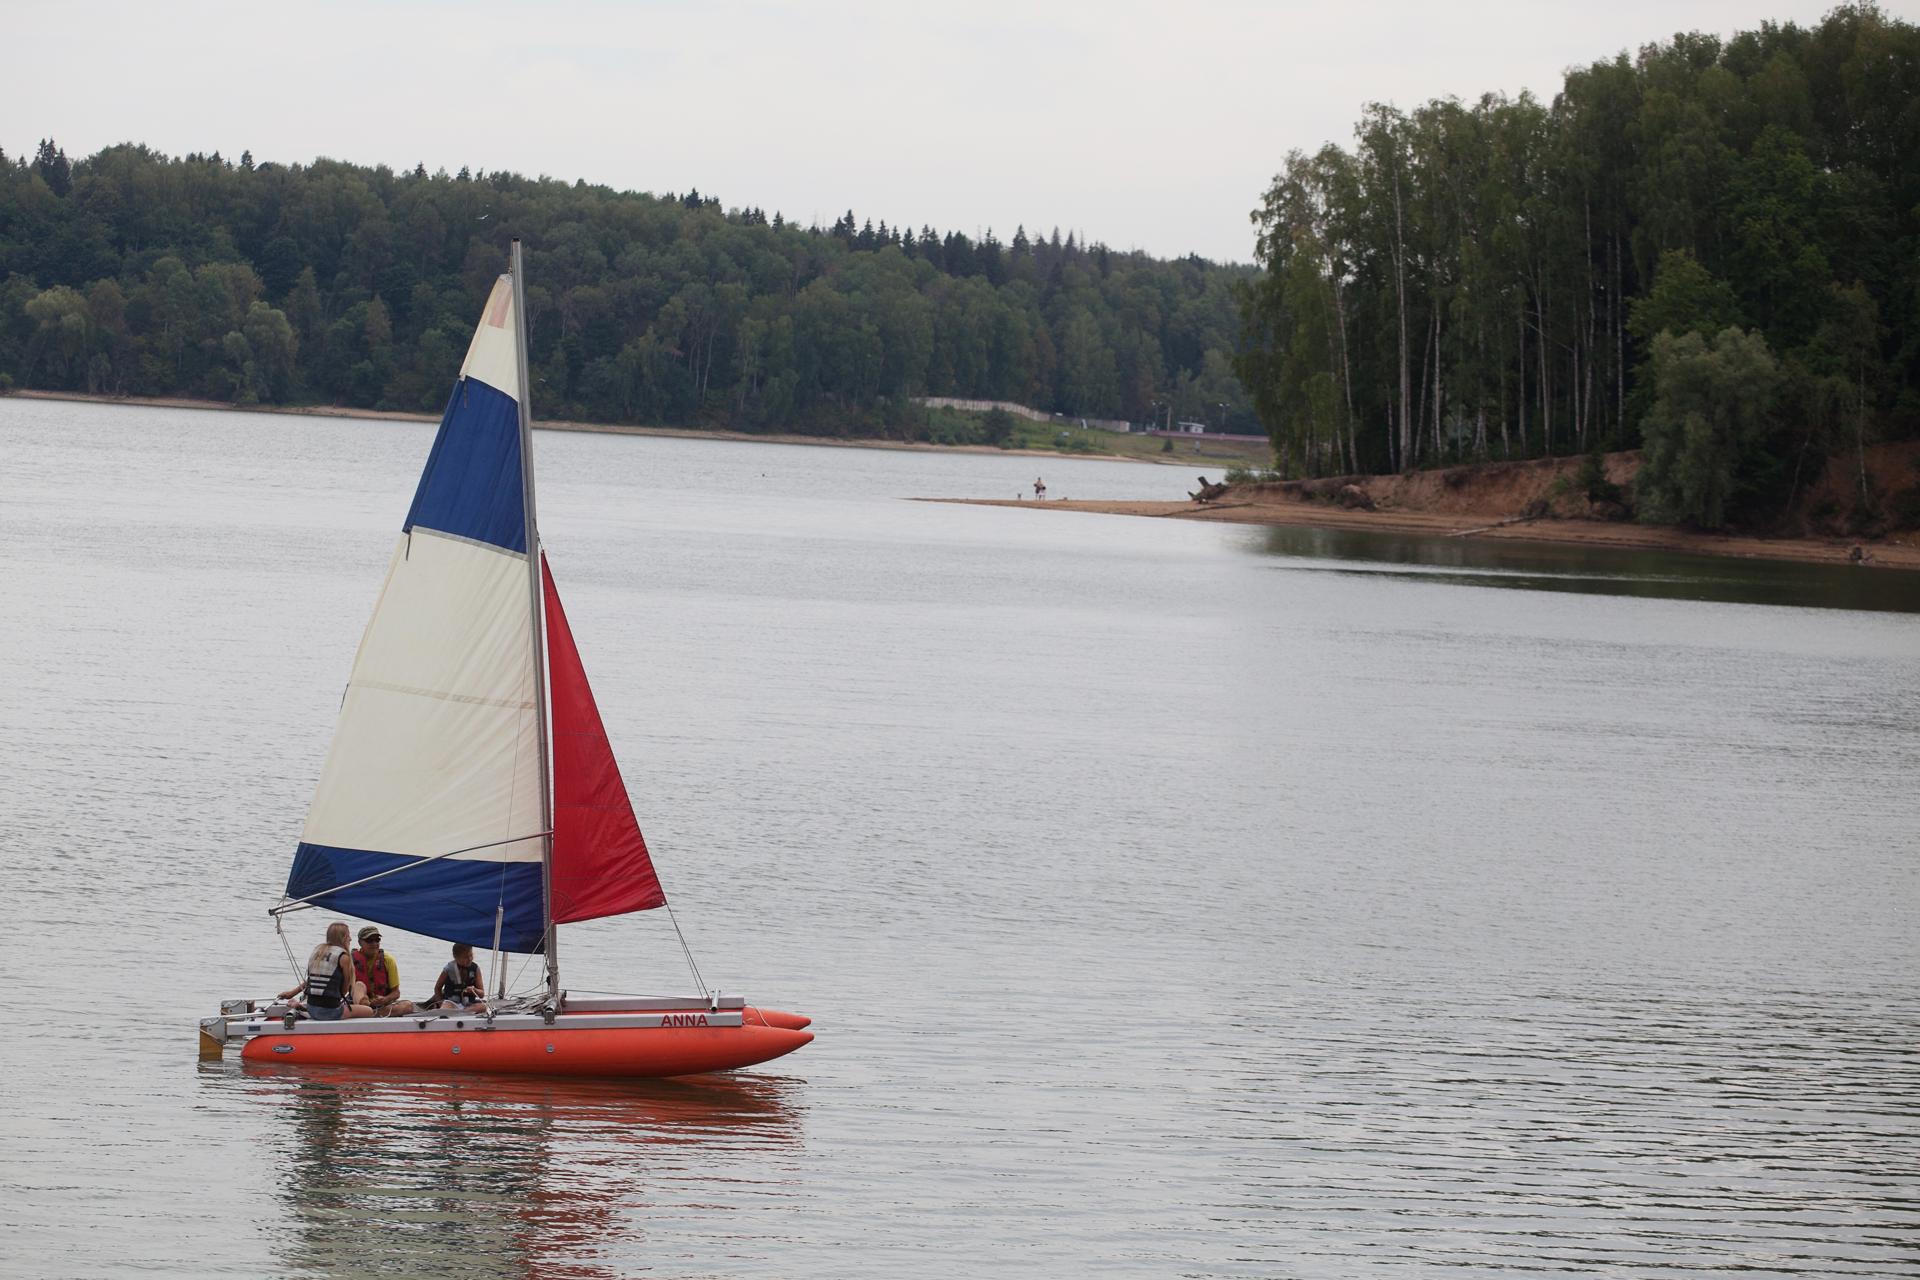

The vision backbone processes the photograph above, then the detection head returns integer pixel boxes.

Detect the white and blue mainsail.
[284,276,550,950]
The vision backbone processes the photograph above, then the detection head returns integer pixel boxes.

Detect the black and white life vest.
[306,945,347,1008]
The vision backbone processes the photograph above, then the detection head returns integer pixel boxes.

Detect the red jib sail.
[542,555,667,922]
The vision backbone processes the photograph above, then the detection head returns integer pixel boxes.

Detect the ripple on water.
[1,400,1917,1278]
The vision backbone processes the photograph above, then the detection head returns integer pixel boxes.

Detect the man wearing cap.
[353,927,414,1017]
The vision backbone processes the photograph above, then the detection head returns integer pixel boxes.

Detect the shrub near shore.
[1219,441,1920,541]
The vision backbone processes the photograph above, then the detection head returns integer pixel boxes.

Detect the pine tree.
[33,140,70,197]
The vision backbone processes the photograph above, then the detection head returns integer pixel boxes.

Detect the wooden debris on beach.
[1190,476,1231,503]
[1450,505,1552,537]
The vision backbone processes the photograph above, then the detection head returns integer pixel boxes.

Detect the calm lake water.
[2,398,1917,1279]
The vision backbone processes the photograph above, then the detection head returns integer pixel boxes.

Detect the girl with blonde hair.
[278,920,375,1019]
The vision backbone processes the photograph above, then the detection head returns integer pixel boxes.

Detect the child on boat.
[277,921,375,1020]
[428,942,487,1011]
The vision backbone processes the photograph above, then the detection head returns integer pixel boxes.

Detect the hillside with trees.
[1236,2,1920,529]
[0,147,1254,439]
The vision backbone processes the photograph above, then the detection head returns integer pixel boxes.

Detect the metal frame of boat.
[198,241,811,1078]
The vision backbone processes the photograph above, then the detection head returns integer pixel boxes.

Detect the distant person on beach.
[428,942,487,1011]
[1034,477,1047,500]
[278,920,375,1020]
[353,925,414,1017]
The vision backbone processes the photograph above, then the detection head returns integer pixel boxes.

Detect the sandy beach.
[924,495,1920,571]
[17,389,1916,570]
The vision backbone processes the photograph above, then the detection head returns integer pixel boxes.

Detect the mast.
[510,237,559,999]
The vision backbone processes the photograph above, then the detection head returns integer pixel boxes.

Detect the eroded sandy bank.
[920,496,1920,571]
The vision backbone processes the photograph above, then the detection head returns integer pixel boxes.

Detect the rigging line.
[630,833,707,999]
[494,647,533,1003]
[506,951,539,1000]
[491,858,510,1002]
[273,880,532,924]
[274,903,304,987]
[273,890,538,931]
[268,831,553,915]
[663,901,709,1001]
[279,874,553,956]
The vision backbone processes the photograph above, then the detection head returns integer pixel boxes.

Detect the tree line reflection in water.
[1251,525,1920,613]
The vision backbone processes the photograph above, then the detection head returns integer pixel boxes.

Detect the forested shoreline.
[0,149,1254,440]
[1236,3,1920,529]
[7,4,1920,533]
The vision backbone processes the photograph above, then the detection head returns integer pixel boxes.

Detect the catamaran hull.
[238,1022,811,1078]
[207,997,812,1078]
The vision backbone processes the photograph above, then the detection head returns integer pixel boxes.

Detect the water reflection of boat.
[198,240,810,1077]
[234,1058,803,1129]
[217,1058,802,1278]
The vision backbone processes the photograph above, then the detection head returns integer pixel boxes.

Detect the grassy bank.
[919,405,1269,463]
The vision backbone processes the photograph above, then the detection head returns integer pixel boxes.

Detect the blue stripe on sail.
[403,378,526,554]
[287,842,547,952]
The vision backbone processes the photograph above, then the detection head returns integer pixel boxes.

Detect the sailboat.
[199,240,812,1077]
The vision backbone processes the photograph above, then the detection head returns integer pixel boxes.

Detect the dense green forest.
[1237,3,1920,526]
[0,147,1254,438]
[8,4,1916,531]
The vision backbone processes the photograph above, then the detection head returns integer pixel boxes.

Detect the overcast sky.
[6,0,1901,262]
